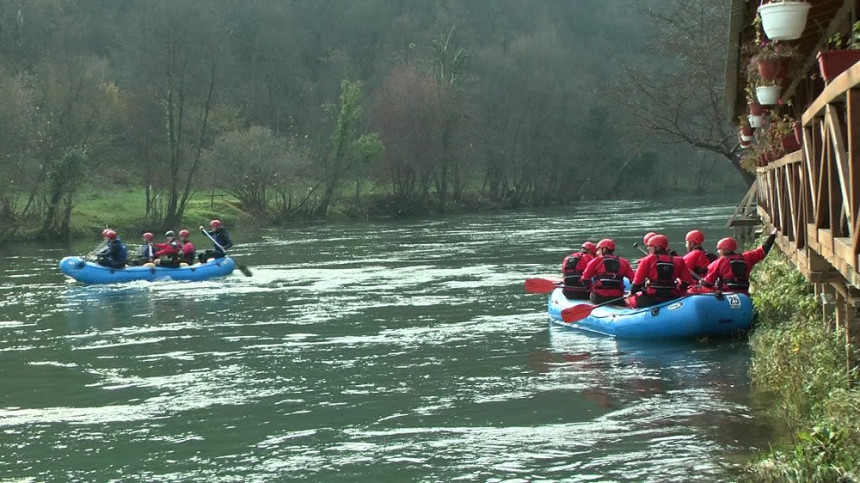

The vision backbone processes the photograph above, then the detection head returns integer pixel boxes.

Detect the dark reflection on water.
[0,199,782,481]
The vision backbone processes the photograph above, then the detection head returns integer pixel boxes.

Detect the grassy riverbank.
[743,249,859,481]
[36,189,247,242]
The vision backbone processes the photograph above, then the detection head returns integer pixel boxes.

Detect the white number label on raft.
[726,294,741,309]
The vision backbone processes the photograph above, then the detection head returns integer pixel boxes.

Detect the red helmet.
[104,229,117,240]
[596,238,616,252]
[647,234,669,250]
[644,232,657,245]
[685,230,704,245]
[717,237,738,252]
[179,229,190,238]
[210,219,222,229]
[143,232,154,241]
[581,241,597,253]
[101,228,110,237]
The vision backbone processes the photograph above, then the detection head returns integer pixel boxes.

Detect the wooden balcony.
[758,61,860,293]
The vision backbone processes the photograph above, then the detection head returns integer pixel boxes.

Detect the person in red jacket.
[699,229,777,295]
[581,238,636,306]
[682,229,717,278]
[178,229,196,265]
[153,230,181,268]
[560,241,597,299]
[628,234,696,308]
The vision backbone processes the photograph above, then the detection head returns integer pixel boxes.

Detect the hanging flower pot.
[740,122,754,142]
[758,1,811,41]
[816,50,860,83]
[756,85,781,105]
[749,114,764,129]
[757,57,789,82]
[748,101,765,116]
[740,138,753,148]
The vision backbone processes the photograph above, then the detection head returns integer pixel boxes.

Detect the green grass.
[742,249,860,482]
[67,188,246,239]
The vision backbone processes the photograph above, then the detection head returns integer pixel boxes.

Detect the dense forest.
[0,0,747,241]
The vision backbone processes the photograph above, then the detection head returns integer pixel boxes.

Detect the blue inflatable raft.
[548,288,753,339]
[59,256,235,284]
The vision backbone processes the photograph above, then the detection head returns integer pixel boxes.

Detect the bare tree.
[614,0,755,186]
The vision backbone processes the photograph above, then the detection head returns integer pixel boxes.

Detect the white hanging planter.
[758,1,811,41]
[749,114,763,129]
[756,85,781,105]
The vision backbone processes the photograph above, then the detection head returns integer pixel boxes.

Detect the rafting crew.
[628,234,696,308]
[695,229,777,296]
[561,241,597,299]
[580,238,636,307]
[198,219,233,263]
[95,229,128,268]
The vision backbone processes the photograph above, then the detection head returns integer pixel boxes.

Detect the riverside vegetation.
[743,245,859,481]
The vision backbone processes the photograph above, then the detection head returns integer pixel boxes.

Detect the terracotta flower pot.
[748,101,765,116]
[757,57,789,82]
[793,122,803,144]
[781,132,801,154]
[817,50,860,83]
[741,124,754,137]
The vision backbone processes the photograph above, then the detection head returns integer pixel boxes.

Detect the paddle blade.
[237,263,253,277]
[561,303,597,323]
[524,277,561,294]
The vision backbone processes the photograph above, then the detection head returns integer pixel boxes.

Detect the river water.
[0,198,780,481]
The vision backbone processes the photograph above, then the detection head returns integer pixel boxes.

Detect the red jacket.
[632,253,696,299]
[153,241,180,258]
[581,254,635,297]
[683,249,712,278]
[561,251,594,295]
[702,247,767,294]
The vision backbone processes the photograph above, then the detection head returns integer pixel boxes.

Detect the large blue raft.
[548,287,754,339]
[59,256,235,284]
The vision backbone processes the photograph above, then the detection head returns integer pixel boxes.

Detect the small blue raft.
[548,288,754,339]
[59,256,235,284]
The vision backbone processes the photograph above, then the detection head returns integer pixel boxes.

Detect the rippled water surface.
[0,199,780,481]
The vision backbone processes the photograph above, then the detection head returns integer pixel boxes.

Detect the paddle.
[199,227,252,277]
[561,294,633,323]
[524,277,564,294]
[85,240,107,259]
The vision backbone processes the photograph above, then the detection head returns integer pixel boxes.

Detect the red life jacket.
[718,254,750,292]
[562,253,591,296]
[645,254,678,298]
[592,255,625,296]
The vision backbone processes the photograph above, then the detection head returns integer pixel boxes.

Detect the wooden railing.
[757,61,860,291]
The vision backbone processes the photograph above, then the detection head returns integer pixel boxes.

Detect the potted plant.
[761,111,800,157]
[748,40,797,83]
[817,21,860,83]
[757,1,811,41]
[748,98,765,128]
[739,116,754,143]
[743,19,799,105]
